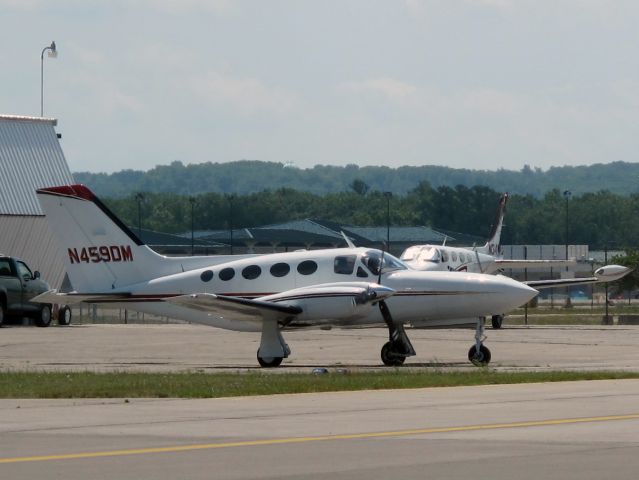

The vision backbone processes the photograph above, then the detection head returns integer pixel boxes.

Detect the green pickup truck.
[0,255,71,327]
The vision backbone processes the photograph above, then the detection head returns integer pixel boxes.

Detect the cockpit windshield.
[418,247,441,263]
[361,250,407,276]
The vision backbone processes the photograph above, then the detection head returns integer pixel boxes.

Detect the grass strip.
[0,370,638,399]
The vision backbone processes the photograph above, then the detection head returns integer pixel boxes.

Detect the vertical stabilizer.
[37,185,167,292]
[477,193,508,255]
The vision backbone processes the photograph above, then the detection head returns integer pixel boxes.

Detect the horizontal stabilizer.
[31,290,133,305]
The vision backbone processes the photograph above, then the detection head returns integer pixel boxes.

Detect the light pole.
[226,194,235,254]
[134,193,144,240]
[383,191,392,252]
[563,190,572,307]
[40,41,57,117]
[563,190,572,261]
[189,197,196,256]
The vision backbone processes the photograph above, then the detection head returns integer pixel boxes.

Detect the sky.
[1,0,638,174]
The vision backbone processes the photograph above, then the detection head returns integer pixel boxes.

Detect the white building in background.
[0,115,74,289]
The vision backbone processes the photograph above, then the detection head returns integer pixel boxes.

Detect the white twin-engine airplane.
[401,192,580,328]
[401,192,575,275]
[33,185,628,368]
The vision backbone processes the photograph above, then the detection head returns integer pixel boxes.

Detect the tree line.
[75,159,639,198]
[103,182,639,250]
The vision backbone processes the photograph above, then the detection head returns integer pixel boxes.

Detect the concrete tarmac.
[1,380,639,479]
[1,323,639,372]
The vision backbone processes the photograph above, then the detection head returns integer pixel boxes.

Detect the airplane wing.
[523,265,630,290]
[495,259,576,270]
[166,294,302,322]
[32,282,395,325]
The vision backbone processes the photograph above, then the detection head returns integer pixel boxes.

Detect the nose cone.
[467,274,538,314]
[502,277,539,308]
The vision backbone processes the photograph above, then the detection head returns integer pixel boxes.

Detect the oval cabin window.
[270,263,291,277]
[242,265,262,280]
[200,270,214,282]
[219,268,235,281]
[297,260,318,275]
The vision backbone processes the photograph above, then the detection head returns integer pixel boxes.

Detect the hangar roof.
[0,115,74,216]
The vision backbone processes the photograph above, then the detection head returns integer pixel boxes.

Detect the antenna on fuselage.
[341,231,356,248]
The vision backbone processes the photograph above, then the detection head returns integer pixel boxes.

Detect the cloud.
[338,78,418,100]
[189,72,298,115]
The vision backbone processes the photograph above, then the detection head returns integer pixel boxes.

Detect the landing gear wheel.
[468,344,491,366]
[491,314,504,329]
[381,341,406,367]
[58,306,72,326]
[35,304,52,327]
[257,349,283,368]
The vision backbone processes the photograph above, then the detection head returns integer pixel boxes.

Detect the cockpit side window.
[440,250,449,263]
[334,255,356,275]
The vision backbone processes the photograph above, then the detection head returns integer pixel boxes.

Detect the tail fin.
[478,192,508,256]
[37,185,168,292]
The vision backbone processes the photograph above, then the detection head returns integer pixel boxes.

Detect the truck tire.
[35,304,52,327]
[0,300,5,327]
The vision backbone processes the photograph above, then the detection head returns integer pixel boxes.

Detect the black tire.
[468,344,491,366]
[257,349,283,368]
[35,304,52,327]
[381,341,406,367]
[491,314,504,329]
[0,300,5,327]
[58,306,72,326]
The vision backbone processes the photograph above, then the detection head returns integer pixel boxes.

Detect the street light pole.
[134,192,144,240]
[189,197,196,256]
[383,191,392,252]
[227,194,235,254]
[40,41,57,117]
[563,190,571,261]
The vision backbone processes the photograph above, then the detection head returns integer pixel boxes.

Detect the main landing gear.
[257,319,290,368]
[468,317,491,366]
[491,314,504,329]
[379,300,416,367]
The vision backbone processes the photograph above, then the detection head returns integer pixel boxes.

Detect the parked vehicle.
[0,255,70,327]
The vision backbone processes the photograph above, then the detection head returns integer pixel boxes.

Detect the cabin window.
[451,252,458,262]
[270,262,290,277]
[441,250,449,263]
[219,268,235,281]
[242,265,262,280]
[297,260,318,275]
[334,255,356,275]
[357,266,368,278]
[200,270,214,282]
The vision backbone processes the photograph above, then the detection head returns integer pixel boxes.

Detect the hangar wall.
[0,115,74,289]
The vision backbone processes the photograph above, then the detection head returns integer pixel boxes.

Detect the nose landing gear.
[468,317,491,366]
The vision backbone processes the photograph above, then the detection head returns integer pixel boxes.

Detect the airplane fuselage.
[109,247,536,332]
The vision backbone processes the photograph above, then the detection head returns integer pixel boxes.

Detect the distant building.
[0,115,73,289]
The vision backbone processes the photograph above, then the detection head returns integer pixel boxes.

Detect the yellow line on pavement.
[2,413,639,464]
